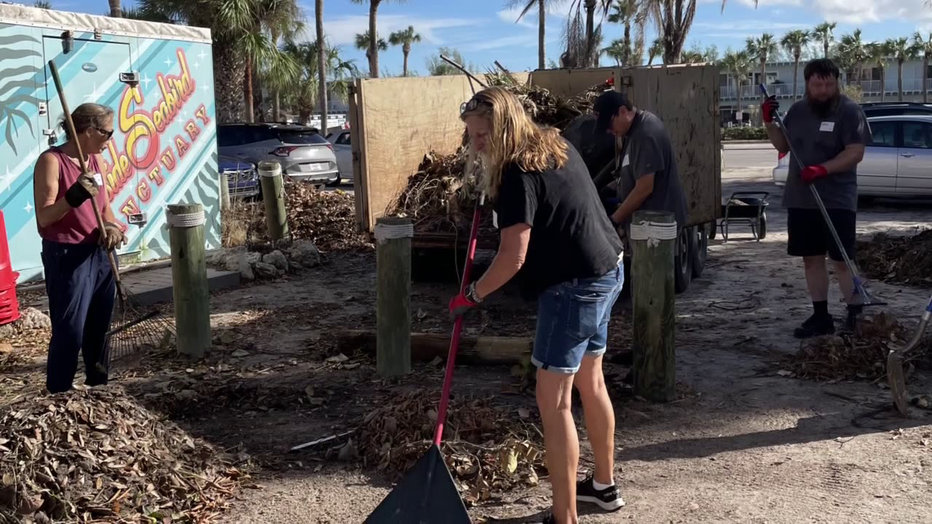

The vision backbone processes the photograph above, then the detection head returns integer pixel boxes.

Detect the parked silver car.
[218,123,339,186]
[773,115,932,197]
[327,129,353,185]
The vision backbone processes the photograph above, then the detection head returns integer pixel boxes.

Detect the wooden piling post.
[219,172,231,212]
[630,210,677,402]
[167,203,211,359]
[258,161,290,242]
[375,217,413,378]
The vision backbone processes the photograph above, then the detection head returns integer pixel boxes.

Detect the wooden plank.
[529,67,616,98]
[376,217,412,377]
[338,330,532,366]
[621,64,721,227]
[349,80,371,234]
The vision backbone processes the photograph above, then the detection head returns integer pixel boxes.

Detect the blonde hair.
[61,103,113,141]
[460,87,568,198]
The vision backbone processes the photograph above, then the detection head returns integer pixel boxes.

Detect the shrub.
[722,126,769,140]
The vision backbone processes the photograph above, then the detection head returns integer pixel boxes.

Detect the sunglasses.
[460,97,491,114]
[95,127,114,140]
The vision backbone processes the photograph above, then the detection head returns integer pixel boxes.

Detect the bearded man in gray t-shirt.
[763,58,872,338]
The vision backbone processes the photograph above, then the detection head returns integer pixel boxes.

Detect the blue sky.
[86,0,932,75]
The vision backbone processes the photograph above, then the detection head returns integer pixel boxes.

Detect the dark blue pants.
[42,240,116,393]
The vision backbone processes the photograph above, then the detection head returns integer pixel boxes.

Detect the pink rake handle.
[433,193,485,446]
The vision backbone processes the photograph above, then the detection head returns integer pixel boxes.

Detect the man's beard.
[807,90,840,117]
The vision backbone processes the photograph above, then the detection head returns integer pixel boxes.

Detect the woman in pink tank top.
[33,103,126,394]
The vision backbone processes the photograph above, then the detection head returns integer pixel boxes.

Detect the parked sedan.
[219,154,259,199]
[772,115,932,197]
[326,129,353,185]
[218,123,339,186]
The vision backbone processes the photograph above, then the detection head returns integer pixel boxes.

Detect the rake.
[887,295,932,416]
[759,84,885,309]
[48,60,175,369]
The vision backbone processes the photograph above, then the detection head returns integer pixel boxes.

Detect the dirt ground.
[3,160,932,524]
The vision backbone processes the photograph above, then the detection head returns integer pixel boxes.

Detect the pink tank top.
[37,147,109,245]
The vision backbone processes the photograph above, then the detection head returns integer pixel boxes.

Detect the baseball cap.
[593,91,630,132]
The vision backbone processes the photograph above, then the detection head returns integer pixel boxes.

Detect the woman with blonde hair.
[449,87,625,523]
[34,102,125,393]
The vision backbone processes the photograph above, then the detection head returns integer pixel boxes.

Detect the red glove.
[449,282,481,318]
[762,96,779,124]
[801,165,828,184]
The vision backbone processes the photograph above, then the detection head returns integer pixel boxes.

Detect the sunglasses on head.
[460,97,491,114]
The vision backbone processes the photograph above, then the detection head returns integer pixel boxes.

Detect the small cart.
[710,192,769,242]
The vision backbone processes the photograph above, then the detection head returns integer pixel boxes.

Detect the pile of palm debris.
[240,183,370,252]
[356,391,543,506]
[857,230,932,287]
[0,387,247,523]
[391,79,613,234]
[784,313,916,381]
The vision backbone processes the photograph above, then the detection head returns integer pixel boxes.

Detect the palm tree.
[640,0,700,64]
[583,0,612,67]
[388,26,421,77]
[913,32,932,103]
[355,30,388,75]
[603,39,627,66]
[34,0,52,8]
[607,0,639,66]
[109,0,121,17]
[746,33,777,119]
[867,41,892,101]
[647,37,663,65]
[781,30,810,101]
[426,47,473,75]
[812,22,836,58]
[837,29,868,89]
[139,0,298,123]
[890,37,920,102]
[720,50,752,114]
[280,42,357,123]
[350,0,407,78]
[508,0,562,70]
[242,0,302,123]
[315,0,327,132]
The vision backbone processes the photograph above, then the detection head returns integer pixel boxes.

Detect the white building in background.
[720,58,931,125]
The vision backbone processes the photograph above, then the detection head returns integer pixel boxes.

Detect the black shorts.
[787,208,856,262]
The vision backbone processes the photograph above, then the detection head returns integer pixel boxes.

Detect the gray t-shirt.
[781,95,872,211]
[616,110,688,228]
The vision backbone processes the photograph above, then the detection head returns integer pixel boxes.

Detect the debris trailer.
[0,5,221,282]
[348,65,722,293]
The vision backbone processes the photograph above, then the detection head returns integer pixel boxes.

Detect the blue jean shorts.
[532,260,624,374]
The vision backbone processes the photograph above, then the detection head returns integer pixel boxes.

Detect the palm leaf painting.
[0,34,42,156]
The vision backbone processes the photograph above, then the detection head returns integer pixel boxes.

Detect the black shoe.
[540,512,556,524]
[793,314,835,339]
[576,475,625,511]
[844,305,863,332]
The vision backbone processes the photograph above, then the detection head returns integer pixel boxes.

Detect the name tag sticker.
[820,121,835,132]
[622,154,630,167]
[93,173,104,186]
[492,210,499,229]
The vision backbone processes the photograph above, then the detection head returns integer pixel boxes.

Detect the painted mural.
[0,21,221,282]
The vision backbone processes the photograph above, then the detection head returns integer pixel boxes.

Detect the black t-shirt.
[493,138,624,298]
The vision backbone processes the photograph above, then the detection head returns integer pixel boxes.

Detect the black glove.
[65,172,99,208]
[762,96,779,124]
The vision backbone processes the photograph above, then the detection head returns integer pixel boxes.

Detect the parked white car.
[773,115,932,197]
[327,129,353,185]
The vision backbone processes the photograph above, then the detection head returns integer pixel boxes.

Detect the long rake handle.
[433,193,484,447]
[759,84,870,300]
[48,60,124,292]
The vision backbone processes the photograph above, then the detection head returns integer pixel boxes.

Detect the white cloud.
[321,15,482,47]
[694,20,807,30]
[498,7,535,28]
[460,34,539,52]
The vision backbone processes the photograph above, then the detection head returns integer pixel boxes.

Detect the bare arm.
[821,143,865,174]
[34,153,73,228]
[610,173,655,226]
[765,122,790,154]
[94,155,118,225]
[475,223,530,299]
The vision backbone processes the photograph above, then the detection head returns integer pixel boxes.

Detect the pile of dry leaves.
[391,79,613,235]
[857,230,932,288]
[0,387,246,523]
[357,391,543,505]
[785,313,916,381]
[238,183,370,252]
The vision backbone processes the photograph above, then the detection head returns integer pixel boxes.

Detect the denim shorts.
[532,260,624,374]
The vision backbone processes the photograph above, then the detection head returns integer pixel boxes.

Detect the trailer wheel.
[691,224,708,278]
[674,227,692,294]
[756,212,768,240]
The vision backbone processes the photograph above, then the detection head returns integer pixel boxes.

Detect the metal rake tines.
[107,302,176,362]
